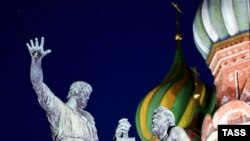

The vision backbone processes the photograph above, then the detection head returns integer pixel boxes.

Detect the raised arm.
[26,37,58,109]
[27,37,51,85]
[26,37,51,97]
[27,37,63,127]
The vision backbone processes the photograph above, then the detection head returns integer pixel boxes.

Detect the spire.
[191,67,201,100]
[171,1,183,47]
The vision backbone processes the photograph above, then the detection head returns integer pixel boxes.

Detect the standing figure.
[152,106,190,141]
[26,37,98,141]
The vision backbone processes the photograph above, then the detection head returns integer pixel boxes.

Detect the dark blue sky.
[0,0,214,140]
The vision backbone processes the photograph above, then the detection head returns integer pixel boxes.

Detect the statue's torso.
[50,101,97,141]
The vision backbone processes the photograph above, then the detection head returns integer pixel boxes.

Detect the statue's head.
[152,106,175,139]
[67,81,92,109]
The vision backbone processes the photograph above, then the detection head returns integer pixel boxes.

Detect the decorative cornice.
[207,32,250,65]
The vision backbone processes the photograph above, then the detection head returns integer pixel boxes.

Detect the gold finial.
[191,67,201,100]
[175,33,182,41]
[171,1,183,42]
[193,93,201,100]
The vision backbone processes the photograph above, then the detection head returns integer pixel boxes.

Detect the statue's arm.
[30,50,53,104]
[27,37,52,103]
[170,127,190,141]
[27,37,61,125]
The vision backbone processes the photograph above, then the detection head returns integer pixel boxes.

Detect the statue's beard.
[152,124,166,137]
[80,102,87,109]
[77,100,87,109]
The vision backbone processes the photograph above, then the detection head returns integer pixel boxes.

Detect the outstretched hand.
[26,37,51,62]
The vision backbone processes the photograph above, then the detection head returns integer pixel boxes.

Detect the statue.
[114,118,135,141]
[26,37,99,141]
[152,106,190,141]
[27,37,136,141]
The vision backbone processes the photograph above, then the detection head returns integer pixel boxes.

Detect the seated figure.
[152,106,190,141]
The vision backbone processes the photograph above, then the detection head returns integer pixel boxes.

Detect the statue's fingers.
[118,122,131,128]
[119,119,130,126]
[116,128,122,132]
[117,125,128,130]
[40,37,45,47]
[30,39,35,48]
[117,123,128,128]
[119,118,128,123]
[118,125,130,130]
[119,121,129,125]
[117,126,124,130]
[26,43,33,56]
[44,49,52,56]
[26,43,31,50]
[117,126,129,132]
[35,38,39,47]
[116,129,127,136]
[115,131,122,137]
[116,129,123,136]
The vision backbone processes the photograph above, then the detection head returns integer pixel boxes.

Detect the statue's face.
[76,90,90,109]
[152,111,168,138]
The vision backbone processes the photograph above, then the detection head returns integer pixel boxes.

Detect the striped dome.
[135,47,216,141]
[193,0,250,59]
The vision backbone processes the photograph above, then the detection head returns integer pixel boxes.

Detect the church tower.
[193,0,250,106]
[136,2,216,140]
[193,0,250,140]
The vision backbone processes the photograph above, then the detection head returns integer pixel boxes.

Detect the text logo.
[218,125,250,141]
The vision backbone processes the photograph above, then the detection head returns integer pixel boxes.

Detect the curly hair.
[154,106,176,126]
[67,81,93,99]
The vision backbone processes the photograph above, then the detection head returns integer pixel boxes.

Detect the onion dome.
[135,45,216,141]
[193,0,250,59]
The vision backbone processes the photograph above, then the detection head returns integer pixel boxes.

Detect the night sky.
[0,0,214,140]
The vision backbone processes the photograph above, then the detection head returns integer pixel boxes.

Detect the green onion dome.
[135,47,216,141]
[193,0,250,59]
